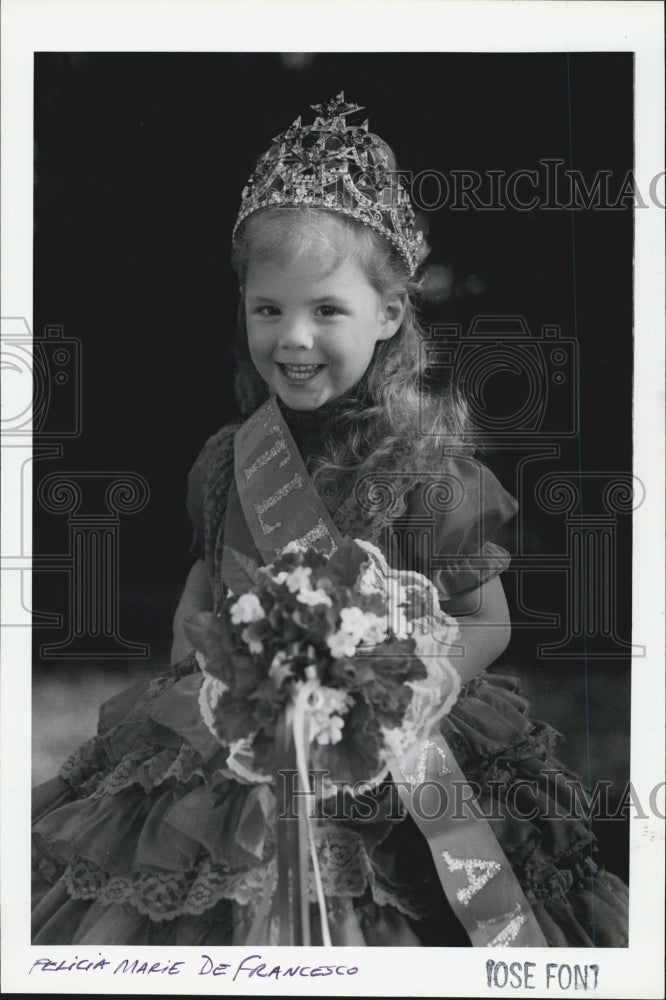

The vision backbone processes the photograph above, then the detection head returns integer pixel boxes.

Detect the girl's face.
[244,254,405,410]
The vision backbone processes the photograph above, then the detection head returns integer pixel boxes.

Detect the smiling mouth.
[279,363,324,382]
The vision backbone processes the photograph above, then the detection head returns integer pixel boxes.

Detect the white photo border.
[1,1,664,996]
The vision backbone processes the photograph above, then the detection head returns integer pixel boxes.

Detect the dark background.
[32,52,633,879]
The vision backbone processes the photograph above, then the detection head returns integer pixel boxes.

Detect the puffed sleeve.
[403,455,518,601]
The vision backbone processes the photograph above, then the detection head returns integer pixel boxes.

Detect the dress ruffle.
[444,674,628,947]
[32,658,628,947]
[33,657,628,947]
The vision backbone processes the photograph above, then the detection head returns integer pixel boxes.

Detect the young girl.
[32,93,628,948]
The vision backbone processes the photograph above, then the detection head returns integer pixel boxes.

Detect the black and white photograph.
[1,1,664,996]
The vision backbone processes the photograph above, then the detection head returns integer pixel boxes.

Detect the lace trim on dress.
[40,817,435,923]
[309,825,371,900]
[60,853,278,922]
[58,736,108,793]
[369,878,438,921]
[90,740,204,799]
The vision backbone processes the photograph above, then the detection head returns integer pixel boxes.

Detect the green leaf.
[222,545,260,594]
[319,537,367,589]
[183,611,234,679]
[311,698,383,788]
[229,653,266,698]
[209,696,256,743]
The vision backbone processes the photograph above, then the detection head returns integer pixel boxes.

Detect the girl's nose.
[278,316,315,350]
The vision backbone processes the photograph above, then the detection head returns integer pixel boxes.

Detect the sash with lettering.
[223,395,547,947]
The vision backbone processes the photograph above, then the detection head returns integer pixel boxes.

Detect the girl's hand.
[439,576,511,685]
[171,559,214,662]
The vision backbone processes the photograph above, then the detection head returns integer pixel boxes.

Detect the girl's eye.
[254,305,280,317]
[317,305,342,318]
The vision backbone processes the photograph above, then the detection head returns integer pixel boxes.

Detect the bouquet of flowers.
[184,537,461,795]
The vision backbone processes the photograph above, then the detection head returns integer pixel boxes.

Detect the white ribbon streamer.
[291,674,332,947]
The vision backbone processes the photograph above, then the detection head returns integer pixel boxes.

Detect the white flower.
[326,629,358,659]
[297,587,332,607]
[360,612,389,645]
[347,607,389,643]
[327,605,391,656]
[230,592,265,624]
[280,539,308,555]
[241,628,263,654]
[339,606,369,643]
[284,565,313,594]
[296,587,333,608]
[274,565,317,597]
[312,685,351,716]
[308,686,352,746]
[313,714,346,746]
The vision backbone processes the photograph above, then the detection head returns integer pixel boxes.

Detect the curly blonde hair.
[230,206,471,504]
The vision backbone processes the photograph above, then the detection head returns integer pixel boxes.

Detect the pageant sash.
[228,396,547,947]
[233,395,343,563]
[230,396,343,944]
[385,733,547,947]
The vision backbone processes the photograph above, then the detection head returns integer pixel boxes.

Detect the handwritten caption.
[28,953,603,991]
[29,953,359,982]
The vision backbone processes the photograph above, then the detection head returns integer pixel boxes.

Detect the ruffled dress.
[32,401,629,947]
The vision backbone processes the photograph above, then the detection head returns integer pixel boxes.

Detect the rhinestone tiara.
[232,92,424,275]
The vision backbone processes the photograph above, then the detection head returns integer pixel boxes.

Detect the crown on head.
[232,92,424,275]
